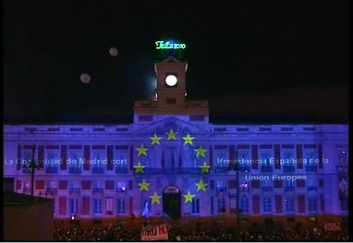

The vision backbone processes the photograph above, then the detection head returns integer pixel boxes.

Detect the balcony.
[305,165,318,172]
[69,167,82,174]
[115,167,129,174]
[260,166,273,173]
[69,188,81,193]
[46,166,59,174]
[93,188,104,193]
[92,167,105,174]
[283,166,295,173]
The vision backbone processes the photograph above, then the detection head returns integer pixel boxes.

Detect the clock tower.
[134,57,209,122]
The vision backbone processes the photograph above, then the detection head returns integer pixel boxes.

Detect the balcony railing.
[92,167,105,174]
[69,167,82,174]
[46,166,59,174]
[260,166,273,172]
[93,188,104,193]
[305,165,318,172]
[115,167,129,174]
[69,188,81,193]
[283,166,295,173]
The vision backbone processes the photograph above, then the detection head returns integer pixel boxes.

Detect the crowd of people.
[53,217,350,241]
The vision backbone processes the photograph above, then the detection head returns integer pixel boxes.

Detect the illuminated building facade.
[3,57,348,219]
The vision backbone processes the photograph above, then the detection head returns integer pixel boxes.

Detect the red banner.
[141,224,168,241]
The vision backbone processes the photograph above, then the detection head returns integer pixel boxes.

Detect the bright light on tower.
[165,74,178,87]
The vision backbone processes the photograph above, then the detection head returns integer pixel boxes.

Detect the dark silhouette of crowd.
[53,218,350,241]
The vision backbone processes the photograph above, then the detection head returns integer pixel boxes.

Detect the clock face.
[165,74,178,87]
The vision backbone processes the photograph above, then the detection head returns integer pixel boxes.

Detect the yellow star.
[134,162,145,173]
[183,191,195,203]
[199,162,210,174]
[196,179,207,192]
[136,145,148,157]
[150,133,162,145]
[182,134,195,145]
[150,192,161,205]
[167,129,177,140]
[138,180,150,192]
[195,146,207,158]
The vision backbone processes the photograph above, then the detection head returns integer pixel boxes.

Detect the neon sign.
[155,40,186,50]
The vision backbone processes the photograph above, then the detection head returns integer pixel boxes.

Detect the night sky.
[4,0,349,124]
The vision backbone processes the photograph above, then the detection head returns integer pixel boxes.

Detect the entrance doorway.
[163,186,181,220]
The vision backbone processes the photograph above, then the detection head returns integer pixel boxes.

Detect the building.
[3,57,349,219]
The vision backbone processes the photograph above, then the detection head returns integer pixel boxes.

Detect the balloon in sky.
[80,73,91,84]
[109,47,118,56]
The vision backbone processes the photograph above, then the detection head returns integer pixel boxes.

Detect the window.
[142,199,151,217]
[22,148,35,172]
[285,197,295,212]
[48,180,57,189]
[215,148,228,171]
[238,150,251,172]
[35,180,45,190]
[307,177,317,191]
[105,180,115,190]
[93,198,103,214]
[92,150,105,174]
[263,197,272,213]
[117,199,125,214]
[228,180,237,189]
[105,198,114,215]
[282,151,295,172]
[59,180,68,190]
[115,149,128,173]
[260,152,273,172]
[69,150,82,174]
[240,195,249,213]
[308,197,317,212]
[46,150,59,173]
[191,198,200,214]
[305,151,318,172]
[262,179,272,192]
[217,198,226,213]
[69,198,79,215]
[229,198,236,211]
[117,181,127,192]
[216,180,226,192]
[284,179,295,191]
